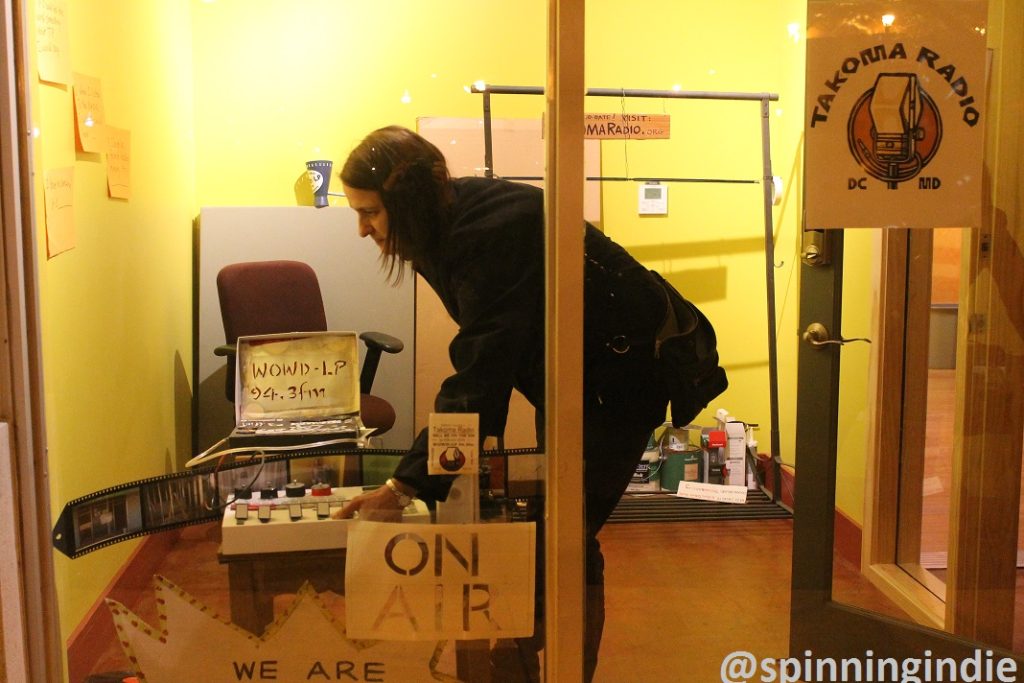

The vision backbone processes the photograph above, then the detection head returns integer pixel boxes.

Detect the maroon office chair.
[214,260,403,469]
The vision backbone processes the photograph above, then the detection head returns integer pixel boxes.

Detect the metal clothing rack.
[470,84,784,502]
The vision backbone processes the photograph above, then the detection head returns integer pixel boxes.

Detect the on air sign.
[804,0,987,229]
[345,521,536,641]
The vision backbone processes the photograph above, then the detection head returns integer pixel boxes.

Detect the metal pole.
[586,87,778,102]
[501,175,758,184]
[471,83,779,103]
[759,97,782,502]
[482,90,494,178]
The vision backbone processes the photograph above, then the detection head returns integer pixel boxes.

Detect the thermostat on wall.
[638,182,667,215]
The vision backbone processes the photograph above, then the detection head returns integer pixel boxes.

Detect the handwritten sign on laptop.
[237,332,359,421]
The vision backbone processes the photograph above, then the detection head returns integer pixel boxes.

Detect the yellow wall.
[189,0,821,469]
[838,230,877,524]
[28,0,878,671]
[189,0,549,207]
[586,0,811,467]
[29,0,197,655]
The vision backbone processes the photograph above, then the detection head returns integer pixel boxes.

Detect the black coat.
[393,177,667,502]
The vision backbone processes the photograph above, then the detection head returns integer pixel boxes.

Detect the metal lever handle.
[802,322,872,347]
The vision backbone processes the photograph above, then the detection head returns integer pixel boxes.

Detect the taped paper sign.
[345,521,536,640]
[428,412,479,475]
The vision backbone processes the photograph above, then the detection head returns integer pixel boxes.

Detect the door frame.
[544,0,587,680]
[0,0,63,680]
[861,228,948,630]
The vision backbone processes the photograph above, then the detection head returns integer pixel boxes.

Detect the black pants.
[492,349,668,682]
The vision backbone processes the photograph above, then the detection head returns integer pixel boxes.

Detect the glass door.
[792,224,1024,671]
[791,0,1023,671]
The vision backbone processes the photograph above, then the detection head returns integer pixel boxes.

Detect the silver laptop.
[229,331,372,446]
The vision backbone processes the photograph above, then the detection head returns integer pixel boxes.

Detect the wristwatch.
[385,478,413,507]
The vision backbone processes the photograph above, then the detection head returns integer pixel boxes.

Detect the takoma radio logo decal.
[810,44,980,191]
[848,73,941,189]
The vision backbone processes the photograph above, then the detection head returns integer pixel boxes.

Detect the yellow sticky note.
[73,73,108,153]
[44,167,75,258]
[35,0,71,85]
[106,127,131,199]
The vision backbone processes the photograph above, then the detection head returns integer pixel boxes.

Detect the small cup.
[306,159,333,208]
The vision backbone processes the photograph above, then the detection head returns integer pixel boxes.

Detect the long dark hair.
[341,126,453,281]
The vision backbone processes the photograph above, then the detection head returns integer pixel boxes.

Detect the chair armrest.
[214,344,237,402]
[214,344,236,357]
[359,331,404,355]
[358,331,404,395]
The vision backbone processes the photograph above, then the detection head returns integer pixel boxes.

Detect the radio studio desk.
[218,485,430,635]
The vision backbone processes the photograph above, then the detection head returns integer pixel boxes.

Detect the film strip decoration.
[51,446,543,559]
[52,446,396,559]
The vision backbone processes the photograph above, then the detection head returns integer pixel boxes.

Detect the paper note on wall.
[106,127,131,199]
[43,166,75,258]
[345,521,536,640]
[73,73,108,153]
[35,0,71,85]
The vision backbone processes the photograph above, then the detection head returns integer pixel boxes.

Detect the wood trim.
[861,230,946,631]
[757,453,861,567]
[757,453,860,566]
[946,0,1024,645]
[900,562,948,603]
[65,531,182,683]
[544,0,586,680]
[0,424,27,681]
[895,230,933,566]
[863,230,909,569]
[756,454,794,510]
[862,563,945,630]
[833,506,862,569]
[0,0,63,680]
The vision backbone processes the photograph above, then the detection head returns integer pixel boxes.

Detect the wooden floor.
[596,519,905,682]
[83,517,907,682]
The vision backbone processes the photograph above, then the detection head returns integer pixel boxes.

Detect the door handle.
[802,322,871,348]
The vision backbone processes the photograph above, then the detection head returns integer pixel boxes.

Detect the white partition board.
[195,206,414,452]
